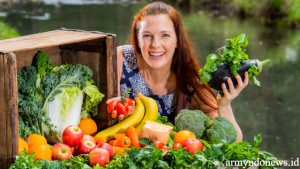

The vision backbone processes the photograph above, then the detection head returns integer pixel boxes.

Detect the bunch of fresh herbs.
[198,34,261,86]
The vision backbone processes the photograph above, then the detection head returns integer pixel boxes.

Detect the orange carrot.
[112,147,130,154]
[136,132,140,138]
[94,137,107,144]
[115,136,131,148]
[127,126,141,148]
[108,140,117,146]
[114,133,127,139]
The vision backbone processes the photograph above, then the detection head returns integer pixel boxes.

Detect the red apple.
[82,135,96,144]
[70,146,77,156]
[183,138,203,155]
[51,143,72,160]
[62,125,84,147]
[95,142,114,160]
[89,148,110,167]
[77,140,96,155]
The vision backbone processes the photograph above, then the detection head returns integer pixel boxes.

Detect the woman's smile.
[148,52,166,60]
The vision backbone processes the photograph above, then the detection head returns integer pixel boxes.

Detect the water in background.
[0,1,299,161]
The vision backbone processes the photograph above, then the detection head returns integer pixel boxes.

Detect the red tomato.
[172,143,182,150]
[121,102,129,109]
[153,141,163,149]
[161,146,169,151]
[107,101,118,113]
[125,98,133,105]
[115,103,127,115]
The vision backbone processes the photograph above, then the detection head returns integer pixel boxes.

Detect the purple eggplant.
[207,59,270,91]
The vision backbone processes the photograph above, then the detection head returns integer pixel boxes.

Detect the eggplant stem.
[261,59,270,66]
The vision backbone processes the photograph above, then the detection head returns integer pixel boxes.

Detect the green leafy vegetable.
[175,109,210,138]
[199,34,261,86]
[17,66,54,140]
[203,116,237,144]
[81,81,105,118]
[9,150,42,169]
[156,116,177,132]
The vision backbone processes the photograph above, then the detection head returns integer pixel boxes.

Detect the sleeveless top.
[120,45,177,117]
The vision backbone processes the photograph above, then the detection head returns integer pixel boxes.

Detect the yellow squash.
[95,98,145,141]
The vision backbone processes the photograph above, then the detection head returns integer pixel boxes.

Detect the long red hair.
[129,1,218,120]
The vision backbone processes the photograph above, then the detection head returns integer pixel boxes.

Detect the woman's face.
[137,14,177,69]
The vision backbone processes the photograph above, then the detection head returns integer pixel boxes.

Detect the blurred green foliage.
[0,21,19,40]
[152,0,300,27]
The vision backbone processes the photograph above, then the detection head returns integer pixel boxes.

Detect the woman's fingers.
[106,97,121,104]
[125,106,133,117]
[227,77,235,95]
[125,101,136,117]
[235,74,243,89]
[112,110,118,119]
[244,72,249,85]
[221,83,230,98]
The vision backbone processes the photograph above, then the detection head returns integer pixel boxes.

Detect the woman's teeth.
[149,52,165,57]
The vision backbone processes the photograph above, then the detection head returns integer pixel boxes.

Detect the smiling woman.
[107,1,246,143]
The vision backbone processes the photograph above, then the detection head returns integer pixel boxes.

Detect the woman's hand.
[106,97,135,120]
[217,71,249,107]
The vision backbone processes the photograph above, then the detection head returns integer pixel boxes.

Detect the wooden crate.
[0,28,118,168]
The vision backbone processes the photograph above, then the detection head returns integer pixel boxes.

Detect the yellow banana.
[95,98,145,141]
[135,92,158,132]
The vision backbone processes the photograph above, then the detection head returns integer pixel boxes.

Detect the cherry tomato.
[115,103,127,115]
[122,102,129,108]
[172,143,182,150]
[153,141,163,149]
[125,98,133,105]
[161,146,169,151]
[107,101,118,113]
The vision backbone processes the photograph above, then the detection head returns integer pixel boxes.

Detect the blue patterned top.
[120,45,177,117]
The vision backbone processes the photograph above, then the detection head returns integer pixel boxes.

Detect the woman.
[106,1,248,142]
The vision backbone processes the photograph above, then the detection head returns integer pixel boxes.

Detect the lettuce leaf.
[81,81,105,117]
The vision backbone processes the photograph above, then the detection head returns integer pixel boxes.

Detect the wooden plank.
[97,39,108,130]
[60,39,105,53]
[14,46,62,70]
[106,35,118,127]
[0,30,106,53]
[6,53,18,167]
[0,53,7,168]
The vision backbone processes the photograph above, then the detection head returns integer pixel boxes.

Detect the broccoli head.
[203,116,237,144]
[175,109,210,138]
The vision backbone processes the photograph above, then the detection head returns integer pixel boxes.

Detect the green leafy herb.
[9,150,42,169]
[139,137,152,146]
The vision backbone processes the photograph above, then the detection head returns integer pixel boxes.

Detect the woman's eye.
[162,34,170,37]
[143,34,151,38]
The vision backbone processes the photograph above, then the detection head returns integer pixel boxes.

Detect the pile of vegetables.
[18,51,104,142]
[173,109,237,145]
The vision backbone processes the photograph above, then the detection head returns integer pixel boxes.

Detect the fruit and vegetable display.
[11,35,278,169]
[12,94,278,169]
[198,34,270,91]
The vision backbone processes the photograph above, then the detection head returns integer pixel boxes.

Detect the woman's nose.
[151,37,160,48]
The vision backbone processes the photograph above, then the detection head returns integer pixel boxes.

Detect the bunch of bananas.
[95,92,158,141]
